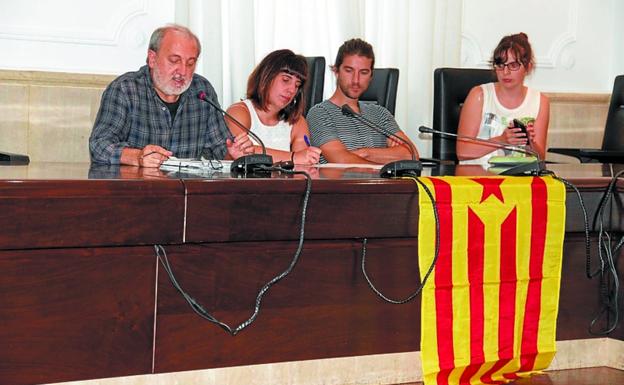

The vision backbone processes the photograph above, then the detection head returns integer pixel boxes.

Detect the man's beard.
[338,81,363,100]
[152,66,192,96]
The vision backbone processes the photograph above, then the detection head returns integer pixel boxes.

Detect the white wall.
[0,0,621,90]
[460,0,619,92]
[0,0,174,74]
[613,0,624,79]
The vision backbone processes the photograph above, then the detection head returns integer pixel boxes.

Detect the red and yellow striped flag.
[417,176,566,385]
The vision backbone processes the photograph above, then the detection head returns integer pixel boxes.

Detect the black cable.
[551,175,592,278]
[584,169,624,335]
[543,174,621,334]
[155,165,312,335]
[360,174,440,304]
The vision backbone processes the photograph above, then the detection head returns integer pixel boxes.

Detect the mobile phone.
[513,119,528,136]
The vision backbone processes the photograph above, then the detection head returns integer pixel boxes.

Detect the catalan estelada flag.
[417,176,566,385]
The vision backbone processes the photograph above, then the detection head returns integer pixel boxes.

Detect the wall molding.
[545,91,610,103]
[0,0,148,46]
[461,0,579,69]
[539,0,578,69]
[0,69,114,87]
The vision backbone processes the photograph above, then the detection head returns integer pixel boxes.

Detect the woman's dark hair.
[333,38,375,70]
[491,32,534,72]
[247,49,308,125]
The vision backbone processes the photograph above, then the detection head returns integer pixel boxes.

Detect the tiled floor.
[396,367,624,385]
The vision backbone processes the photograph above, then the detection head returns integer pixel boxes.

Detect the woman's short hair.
[247,49,308,125]
[491,32,534,72]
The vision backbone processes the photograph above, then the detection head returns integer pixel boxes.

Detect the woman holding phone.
[456,33,549,163]
[225,49,321,165]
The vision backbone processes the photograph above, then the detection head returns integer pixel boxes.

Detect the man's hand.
[138,145,172,168]
[226,133,254,159]
[387,137,402,147]
[352,148,369,159]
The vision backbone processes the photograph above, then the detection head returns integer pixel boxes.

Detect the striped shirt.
[307,100,400,163]
[89,65,229,164]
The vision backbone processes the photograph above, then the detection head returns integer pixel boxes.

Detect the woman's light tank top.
[461,82,541,165]
[243,99,292,152]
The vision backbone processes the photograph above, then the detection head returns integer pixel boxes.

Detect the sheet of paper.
[315,163,383,169]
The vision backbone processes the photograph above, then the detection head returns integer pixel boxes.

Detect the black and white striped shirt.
[307,100,400,163]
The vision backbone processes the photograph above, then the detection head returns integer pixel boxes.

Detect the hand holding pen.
[226,132,254,159]
[291,134,322,165]
[139,145,172,168]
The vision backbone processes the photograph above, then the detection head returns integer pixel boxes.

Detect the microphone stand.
[198,92,273,175]
[418,126,547,176]
[341,104,423,178]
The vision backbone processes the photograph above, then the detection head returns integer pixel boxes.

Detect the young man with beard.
[307,38,418,164]
[89,24,252,167]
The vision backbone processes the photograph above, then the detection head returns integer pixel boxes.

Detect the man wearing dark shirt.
[89,24,252,167]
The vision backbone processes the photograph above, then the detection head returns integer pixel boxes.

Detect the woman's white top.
[243,99,292,152]
[461,82,541,165]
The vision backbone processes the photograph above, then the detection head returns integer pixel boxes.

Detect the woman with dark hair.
[225,49,321,164]
[457,33,549,163]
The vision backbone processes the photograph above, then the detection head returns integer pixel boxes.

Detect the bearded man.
[306,38,418,164]
[90,24,251,167]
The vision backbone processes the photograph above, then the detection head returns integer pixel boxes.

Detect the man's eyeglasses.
[494,61,522,71]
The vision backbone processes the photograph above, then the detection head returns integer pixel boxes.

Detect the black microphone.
[418,126,546,176]
[340,104,423,178]
[198,91,273,174]
[0,151,29,165]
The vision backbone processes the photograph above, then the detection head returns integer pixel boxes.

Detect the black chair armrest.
[548,147,585,161]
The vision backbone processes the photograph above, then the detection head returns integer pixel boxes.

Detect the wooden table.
[0,162,622,385]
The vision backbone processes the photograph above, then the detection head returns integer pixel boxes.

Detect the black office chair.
[548,75,624,163]
[432,67,497,162]
[360,68,399,115]
[304,56,326,116]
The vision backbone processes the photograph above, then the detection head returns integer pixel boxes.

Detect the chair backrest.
[360,68,400,115]
[601,75,624,151]
[432,67,497,162]
[304,56,326,116]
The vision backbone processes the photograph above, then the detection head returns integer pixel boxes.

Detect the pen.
[303,135,311,147]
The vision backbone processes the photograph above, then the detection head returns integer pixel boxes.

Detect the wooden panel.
[557,234,624,341]
[0,180,185,249]
[154,239,421,373]
[153,237,623,375]
[185,179,420,242]
[0,246,156,385]
[565,186,617,233]
[0,164,622,385]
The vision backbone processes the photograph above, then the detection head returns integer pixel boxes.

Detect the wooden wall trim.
[544,92,610,104]
[0,69,115,88]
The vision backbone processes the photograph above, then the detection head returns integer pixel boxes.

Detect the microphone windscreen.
[341,104,354,116]
[198,91,207,101]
